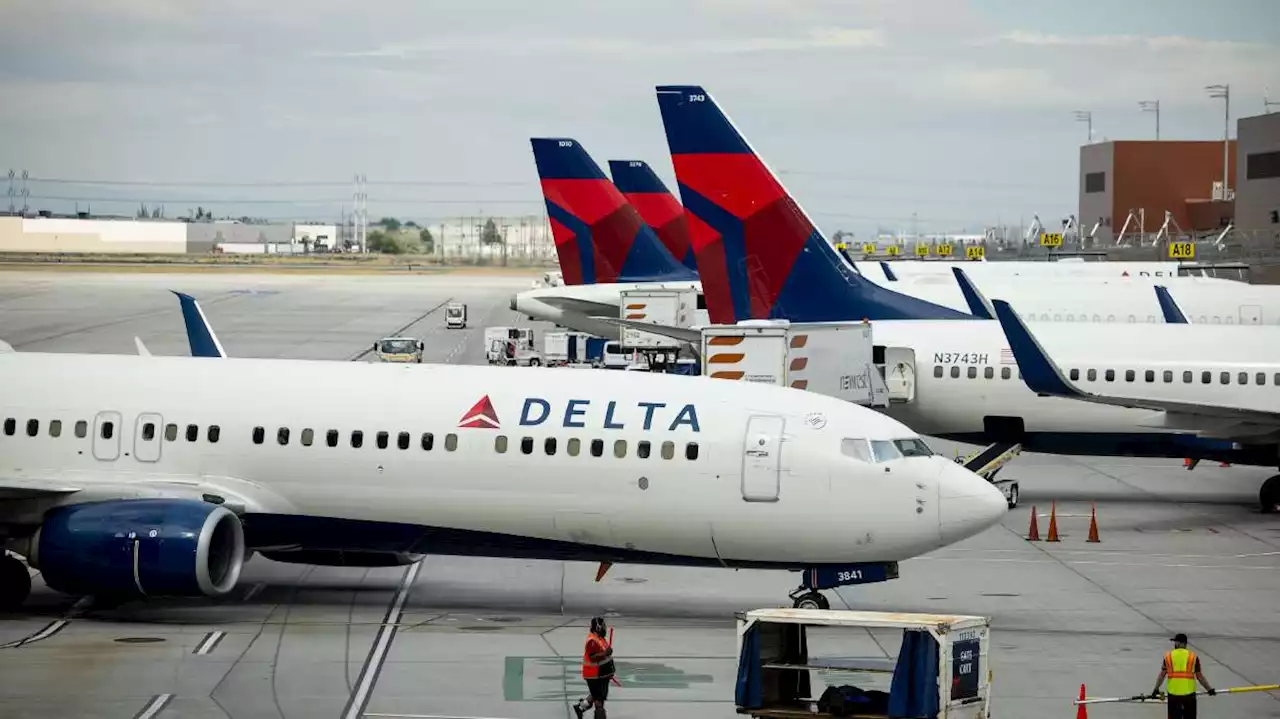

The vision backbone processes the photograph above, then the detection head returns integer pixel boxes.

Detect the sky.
[0,0,1277,238]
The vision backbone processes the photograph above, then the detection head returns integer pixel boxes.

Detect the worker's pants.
[1167,693,1196,719]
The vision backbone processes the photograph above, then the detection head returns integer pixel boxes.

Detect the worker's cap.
[1171,633,1188,643]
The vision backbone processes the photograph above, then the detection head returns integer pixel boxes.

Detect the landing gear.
[0,552,31,610]
[790,590,830,610]
[1261,475,1280,514]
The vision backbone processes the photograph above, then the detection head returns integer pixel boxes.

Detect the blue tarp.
[887,629,940,718]
[735,622,811,710]
[736,624,763,709]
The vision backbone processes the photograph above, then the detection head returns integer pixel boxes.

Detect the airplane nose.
[937,461,1007,544]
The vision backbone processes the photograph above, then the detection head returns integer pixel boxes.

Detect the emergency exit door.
[133,412,164,463]
[1240,305,1262,325]
[741,415,784,502]
[92,411,122,461]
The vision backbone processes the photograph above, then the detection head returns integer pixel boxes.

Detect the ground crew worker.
[1151,633,1215,718]
[573,616,615,719]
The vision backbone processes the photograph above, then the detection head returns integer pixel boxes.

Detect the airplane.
[622,84,1280,513]
[0,292,1007,612]
[607,159,697,272]
[852,259,1193,281]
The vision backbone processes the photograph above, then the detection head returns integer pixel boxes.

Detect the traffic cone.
[1026,505,1040,541]
[1220,461,1231,467]
[1076,683,1088,719]
[1087,503,1100,543]
[1046,501,1060,542]
[1183,458,1193,469]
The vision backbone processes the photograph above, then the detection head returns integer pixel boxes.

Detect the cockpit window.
[870,440,901,462]
[841,438,871,462]
[893,438,934,457]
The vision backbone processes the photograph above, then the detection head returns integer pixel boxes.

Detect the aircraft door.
[884,347,917,403]
[92,411,123,461]
[1240,305,1262,325]
[741,415,785,502]
[133,413,163,463]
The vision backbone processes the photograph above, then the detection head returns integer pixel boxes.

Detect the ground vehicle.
[486,327,542,366]
[618,287,696,349]
[445,303,467,329]
[373,337,424,363]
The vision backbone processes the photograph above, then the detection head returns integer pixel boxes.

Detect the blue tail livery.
[172,291,227,357]
[608,159,698,273]
[530,138,697,285]
[653,85,970,325]
[951,266,996,320]
[1154,286,1190,324]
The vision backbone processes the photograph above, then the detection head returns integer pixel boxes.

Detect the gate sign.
[1039,232,1063,248]
[965,245,985,260]
[936,243,953,257]
[1169,241,1195,259]
[914,244,930,257]
[861,243,876,255]
[886,245,901,256]
[951,637,980,701]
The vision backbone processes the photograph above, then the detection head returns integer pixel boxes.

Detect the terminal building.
[1236,112,1280,239]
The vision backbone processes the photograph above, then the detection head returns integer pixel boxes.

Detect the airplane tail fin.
[951,266,995,319]
[530,138,697,285]
[879,262,898,282]
[653,85,969,324]
[171,291,227,357]
[607,160,697,272]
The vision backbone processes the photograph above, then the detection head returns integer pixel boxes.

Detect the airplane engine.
[24,499,245,599]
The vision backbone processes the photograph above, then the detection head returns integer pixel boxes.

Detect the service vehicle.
[444,302,467,329]
[486,326,541,366]
[618,287,697,350]
[372,337,424,363]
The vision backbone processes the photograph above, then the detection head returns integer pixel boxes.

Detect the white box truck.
[618,288,696,350]
[700,320,888,407]
[444,302,467,329]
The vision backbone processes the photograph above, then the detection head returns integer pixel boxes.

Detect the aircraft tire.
[1260,475,1280,514]
[0,553,31,610]
[1007,484,1019,509]
[792,591,830,610]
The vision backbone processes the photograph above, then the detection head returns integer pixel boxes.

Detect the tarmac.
[1,269,1279,719]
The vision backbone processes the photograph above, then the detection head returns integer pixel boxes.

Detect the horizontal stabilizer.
[537,295,624,317]
[588,316,702,346]
[1154,285,1190,324]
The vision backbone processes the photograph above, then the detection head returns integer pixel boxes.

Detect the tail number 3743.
[688,94,706,102]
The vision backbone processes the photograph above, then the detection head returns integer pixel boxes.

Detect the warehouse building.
[1079,140,1236,245]
[1235,112,1280,240]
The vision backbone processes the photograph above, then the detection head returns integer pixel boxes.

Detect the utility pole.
[1139,100,1160,140]
[1206,84,1230,198]
[1073,110,1093,143]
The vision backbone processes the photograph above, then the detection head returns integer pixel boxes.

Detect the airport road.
[1,270,1279,718]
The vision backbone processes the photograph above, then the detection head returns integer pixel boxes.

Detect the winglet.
[133,337,152,356]
[879,262,898,282]
[171,291,227,358]
[1154,286,1190,324]
[951,266,995,319]
[990,299,1084,398]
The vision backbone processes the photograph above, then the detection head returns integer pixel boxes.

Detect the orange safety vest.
[1163,648,1198,696]
[582,633,612,679]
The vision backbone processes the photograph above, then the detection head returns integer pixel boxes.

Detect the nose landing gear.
[787,562,899,610]
[1261,475,1280,514]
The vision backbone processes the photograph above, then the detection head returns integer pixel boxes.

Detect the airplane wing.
[537,295,622,317]
[134,337,152,356]
[0,476,82,500]
[991,299,1280,433]
[1154,286,1190,324]
[951,267,996,320]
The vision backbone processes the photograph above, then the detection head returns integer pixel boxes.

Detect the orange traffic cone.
[1076,683,1088,719]
[1026,505,1040,541]
[1087,503,1100,543]
[1046,501,1060,542]
[1183,458,1193,468]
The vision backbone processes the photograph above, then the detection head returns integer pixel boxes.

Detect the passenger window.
[1053,314,1061,321]
[75,420,87,438]
[963,366,973,379]
[49,420,62,438]
[870,440,901,462]
[397,432,410,450]
[165,423,178,441]
[142,423,156,441]
[1239,372,1249,385]
[208,425,220,443]
[327,430,339,447]
[568,438,581,456]
[421,432,433,450]
[636,440,650,459]
[1201,371,1211,384]
[253,426,265,444]
[495,435,508,453]
[1183,371,1193,383]
[1275,373,1280,385]
[1257,372,1266,385]
[101,422,114,440]
[1127,315,1136,323]
[1105,369,1115,382]
[1163,371,1173,383]
[613,440,627,458]
[1220,372,1230,384]
[950,366,959,378]
[1125,370,1134,382]
[545,437,557,455]
[3,418,14,436]
[1066,314,1074,322]
[376,431,389,449]
[661,440,674,460]
[186,424,198,442]
[590,439,604,457]
[521,437,533,454]
[841,438,871,462]
[1087,369,1097,381]
[26,419,39,437]
[1107,315,1115,322]
[1093,314,1101,321]
[444,433,457,451]
[685,442,699,460]
[351,430,364,448]
[1069,369,1079,381]
[933,365,943,378]
[277,427,290,445]
[984,367,993,379]
[1144,370,1154,382]
[1000,367,1011,380]
[301,428,314,446]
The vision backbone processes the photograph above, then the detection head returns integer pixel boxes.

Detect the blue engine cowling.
[29,498,246,599]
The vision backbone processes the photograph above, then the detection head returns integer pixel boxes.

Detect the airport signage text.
[520,398,701,432]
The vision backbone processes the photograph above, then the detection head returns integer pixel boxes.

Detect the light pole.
[1206,84,1230,198]
[1073,110,1093,143]
[1265,87,1280,114]
[1139,100,1160,140]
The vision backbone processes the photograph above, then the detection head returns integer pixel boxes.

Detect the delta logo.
[457,395,701,432]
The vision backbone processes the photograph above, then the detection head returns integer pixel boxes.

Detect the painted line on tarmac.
[341,560,422,719]
[193,630,226,656]
[241,582,267,602]
[348,299,453,362]
[364,714,518,719]
[0,595,93,649]
[917,556,1278,571]
[132,693,173,719]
